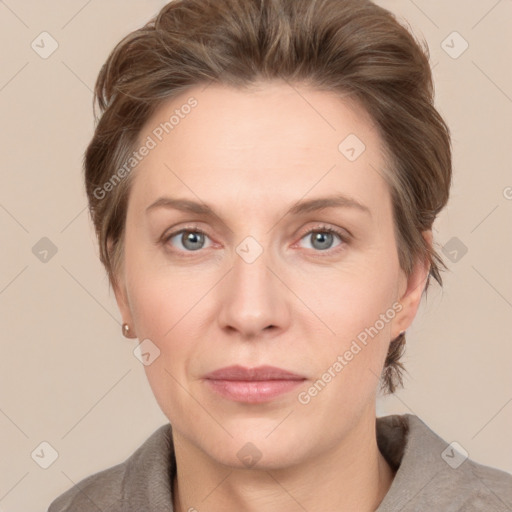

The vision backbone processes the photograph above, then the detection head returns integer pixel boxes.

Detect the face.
[113,81,429,469]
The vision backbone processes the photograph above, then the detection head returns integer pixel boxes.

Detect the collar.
[116,414,511,511]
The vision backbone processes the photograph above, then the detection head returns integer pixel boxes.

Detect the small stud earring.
[122,323,134,339]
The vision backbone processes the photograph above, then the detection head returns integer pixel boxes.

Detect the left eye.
[298,228,344,252]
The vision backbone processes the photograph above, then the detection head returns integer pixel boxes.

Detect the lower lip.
[204,379,305,403]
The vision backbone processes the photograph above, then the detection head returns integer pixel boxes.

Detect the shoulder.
[47,462,126,512]
[431,451,512,511]
[47,423,175,512]
[465,456,512,510]
[377,414,512,512]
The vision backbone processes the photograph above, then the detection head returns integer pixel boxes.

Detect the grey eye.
[168,230,211,251]
[299,230,343,251]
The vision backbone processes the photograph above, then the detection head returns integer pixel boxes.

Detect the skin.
[112,81,431,512]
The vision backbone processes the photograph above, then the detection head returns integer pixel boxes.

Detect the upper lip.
[203,365,305,381]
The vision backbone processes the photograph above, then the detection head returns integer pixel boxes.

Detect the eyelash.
[160,223,349,257]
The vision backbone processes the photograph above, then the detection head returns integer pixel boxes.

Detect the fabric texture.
[47,414,512,511]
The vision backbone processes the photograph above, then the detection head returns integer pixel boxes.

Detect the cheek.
[295,253,400,404]
[125,270,197,421]
[125,248,196,340]
[124,255,208,361]
[302,253,399,341]
[297,269,399,412]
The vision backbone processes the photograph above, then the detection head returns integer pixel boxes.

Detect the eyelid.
[295,223,351,242]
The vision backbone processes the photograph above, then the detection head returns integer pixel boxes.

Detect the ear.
[392,230,432,338]
[108,238,136,338]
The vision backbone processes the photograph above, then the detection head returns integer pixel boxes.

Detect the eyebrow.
[145,194,371,220]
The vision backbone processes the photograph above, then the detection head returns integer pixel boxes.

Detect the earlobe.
[108,237,135,336]
[113,278,137,338]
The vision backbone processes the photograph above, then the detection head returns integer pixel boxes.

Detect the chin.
[208,438,307,471]
[197,422,309,470]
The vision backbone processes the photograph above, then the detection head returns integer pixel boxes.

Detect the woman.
[48,0,512,510]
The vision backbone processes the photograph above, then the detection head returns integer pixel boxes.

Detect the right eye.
[163,228,213,253]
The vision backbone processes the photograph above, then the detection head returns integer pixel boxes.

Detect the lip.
[203,365,306,403]
[204,365,305,381]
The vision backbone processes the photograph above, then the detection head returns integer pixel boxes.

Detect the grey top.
[48,414,512,511]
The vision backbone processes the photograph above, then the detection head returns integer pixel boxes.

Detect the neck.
[171,414,396,512]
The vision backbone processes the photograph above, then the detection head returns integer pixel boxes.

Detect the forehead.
[129,81,389,217]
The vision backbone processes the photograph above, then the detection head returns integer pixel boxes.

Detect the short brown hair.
[84,0,452,394]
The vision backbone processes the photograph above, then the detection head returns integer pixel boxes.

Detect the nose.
[216,243,291,340]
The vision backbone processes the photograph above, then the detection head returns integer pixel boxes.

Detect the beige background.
[0,1,511,511]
